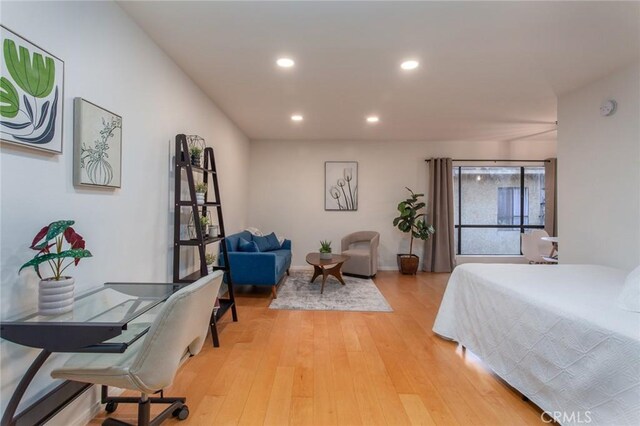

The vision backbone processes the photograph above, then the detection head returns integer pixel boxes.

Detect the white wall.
[557,61,640,271]
[248,138,556,269]
[0,0,249,421]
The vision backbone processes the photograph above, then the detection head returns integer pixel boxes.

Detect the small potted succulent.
[199,215,210,235]
[393,187,435,274]
[194,182,207,205]
[319,240,332,260]
[208,224,219,238]
[189,146,203,167]
[205,253,218,274]
[19,220,92,315]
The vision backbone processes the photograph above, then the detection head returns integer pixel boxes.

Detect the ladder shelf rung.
[177,201,221,207]
[210,266,228,271]
[178,237,224,246]
[177,164,216,174]
[215,300,235,321]
[176,267,230,283]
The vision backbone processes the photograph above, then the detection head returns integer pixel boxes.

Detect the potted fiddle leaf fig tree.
[19,220,92,315]
[393,188,435,274]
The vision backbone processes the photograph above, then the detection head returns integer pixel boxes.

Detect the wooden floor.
[89,271,544,425]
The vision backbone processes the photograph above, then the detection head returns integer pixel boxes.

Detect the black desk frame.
[0,283,178,426]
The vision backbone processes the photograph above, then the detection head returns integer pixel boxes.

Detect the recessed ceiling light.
[400,60,419,70]
[277,57,295,68]
[366,116,380,123]
[291,114,303,122]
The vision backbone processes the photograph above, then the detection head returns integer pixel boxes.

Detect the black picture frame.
[325,161,358,211]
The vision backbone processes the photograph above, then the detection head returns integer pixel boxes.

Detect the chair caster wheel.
[173,405,189,420]
[105,401,118,413]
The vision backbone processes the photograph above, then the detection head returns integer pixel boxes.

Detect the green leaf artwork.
[3,39,55,98]
[1,26,63,152]
[0,77,19,118]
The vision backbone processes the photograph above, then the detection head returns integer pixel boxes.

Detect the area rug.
[269,271,393,312]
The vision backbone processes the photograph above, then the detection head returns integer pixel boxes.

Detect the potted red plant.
[19,220,92,315]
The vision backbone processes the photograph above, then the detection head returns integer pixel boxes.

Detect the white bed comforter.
[433,264,640,425]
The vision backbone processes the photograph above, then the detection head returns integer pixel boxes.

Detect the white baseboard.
[44,386,99,426]
[289,265,313,271]
[45,386,125,426]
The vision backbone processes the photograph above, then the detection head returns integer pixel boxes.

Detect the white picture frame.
[0,25,64,154]
[73,98,122,188]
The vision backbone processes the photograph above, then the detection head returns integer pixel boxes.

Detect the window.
[497,187,529,226]
[454,166,545,255]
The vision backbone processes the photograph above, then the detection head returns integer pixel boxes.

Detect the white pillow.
[245,227,263,236]
[618,265,640,312]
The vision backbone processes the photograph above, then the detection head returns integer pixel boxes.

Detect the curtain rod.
[425,159,550,163]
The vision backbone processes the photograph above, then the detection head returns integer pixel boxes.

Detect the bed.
[433,264,640,425]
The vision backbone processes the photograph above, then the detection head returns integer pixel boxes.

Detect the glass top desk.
[0,282,182,426]
[1,282,181,353]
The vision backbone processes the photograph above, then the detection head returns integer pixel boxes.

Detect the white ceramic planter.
[207,264,214,274]
[38,277,74,316]
[209,225,219,238]
[195,192,205,205]
[319,252,332,260]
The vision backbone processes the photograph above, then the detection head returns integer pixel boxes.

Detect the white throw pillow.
[245,227,263,236]
[618,265,640,312]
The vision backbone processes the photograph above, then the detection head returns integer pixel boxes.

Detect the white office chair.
[51,271,224,426]
[521,230,554,264]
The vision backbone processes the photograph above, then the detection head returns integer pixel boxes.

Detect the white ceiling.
[119,1,640,142]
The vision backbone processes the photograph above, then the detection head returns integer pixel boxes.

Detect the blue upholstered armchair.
[222,231,292,298]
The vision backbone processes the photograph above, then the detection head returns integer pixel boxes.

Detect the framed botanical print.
[325,161,358,211]
[0,25,64,153]
[73,98,122,188]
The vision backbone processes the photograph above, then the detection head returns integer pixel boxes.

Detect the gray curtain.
[544,158,558,237]
[423,158,456,272]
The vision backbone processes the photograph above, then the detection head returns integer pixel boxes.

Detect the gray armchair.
[341,231,380,277]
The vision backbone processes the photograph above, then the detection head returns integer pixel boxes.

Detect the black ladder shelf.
[172,134,238,347]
